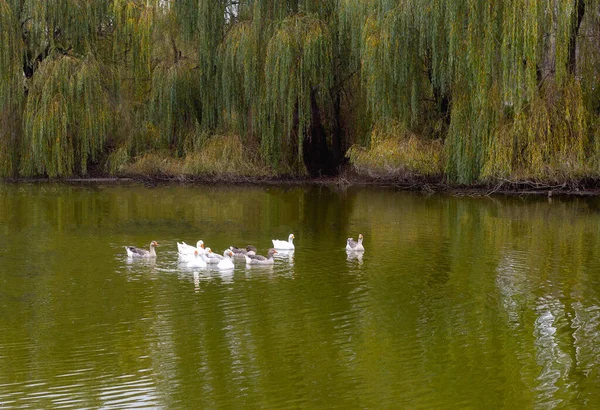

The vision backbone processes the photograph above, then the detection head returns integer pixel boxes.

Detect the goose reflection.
[274,249,294,265]
[219,269,234,284]
[193,271,200,292]
[346,250,363,264]
[125,255,156,268]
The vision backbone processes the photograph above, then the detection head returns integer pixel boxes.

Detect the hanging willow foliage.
[20,55,110,177]
[353,0,600,183]
[193,0,227,131]
[21,0,110,59]
[2,0,600,181]
[111,0,153,98]
[149,59,201,155]
[220,21,261,138]
[0,0,23,176]
[263,14,334,171]
[481,80,588,181]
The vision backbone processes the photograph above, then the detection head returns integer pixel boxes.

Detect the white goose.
[126,241,159,258]
[245,248,278,265]
[217,250,235,270]
[346,234,364,252]
[177,240,205,255]
[272,234,295,250]
[187,250,208,268]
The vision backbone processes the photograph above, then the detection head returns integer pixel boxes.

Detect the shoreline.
[3,172,600,197]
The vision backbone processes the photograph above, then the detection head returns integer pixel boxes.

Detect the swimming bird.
[177,240,205,255]
[346,234,364,252]
[187,250,207,268]
[203,248,224,264]
[126,241,159,258]
[272,234,295,250]
[230,245,257,257]
[245,248,278,265]
[217,250,235,270]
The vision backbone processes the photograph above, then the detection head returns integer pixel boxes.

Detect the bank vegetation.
[1,1,600,186]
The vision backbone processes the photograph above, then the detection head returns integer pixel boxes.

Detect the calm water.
[1,183,600,408]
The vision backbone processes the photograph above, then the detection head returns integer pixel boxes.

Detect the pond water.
[1,182,600,408]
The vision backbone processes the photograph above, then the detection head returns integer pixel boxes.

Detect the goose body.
[217,250,235,270]
[346,234,364,252]
[230,245,257,257]
[272,234,295,250]
[203,248,223,264]
[126,241,159,258]
[187,250,208,268]
[245,248,278,265]
[177,240,205,255]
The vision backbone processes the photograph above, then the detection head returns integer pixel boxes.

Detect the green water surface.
[1,183,600,409]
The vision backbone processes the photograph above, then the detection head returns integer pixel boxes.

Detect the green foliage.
[263,14,334,172]
[221,21,261,138]
[0,0,23,176]
[149,61,201,155]
[111,0,153,97]
[20,55,110,177]
[2,0,600,182]
[353,0,600,183]
[482,81,589,182]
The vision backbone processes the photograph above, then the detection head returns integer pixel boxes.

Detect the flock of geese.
[125,233,365,268]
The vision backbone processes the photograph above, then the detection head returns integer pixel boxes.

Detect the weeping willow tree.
[353,0,600,183]
[221,1,338,174]
[2,0,600,182]
[262,14,334,172]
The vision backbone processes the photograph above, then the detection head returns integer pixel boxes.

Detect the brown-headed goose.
[126,241,159,258]
[245,248,278,265]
